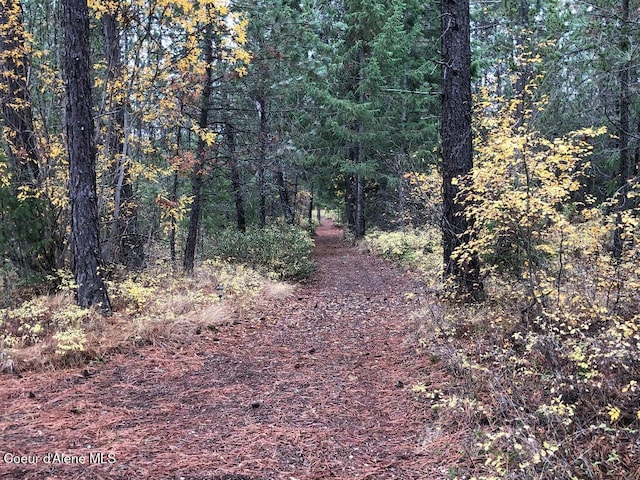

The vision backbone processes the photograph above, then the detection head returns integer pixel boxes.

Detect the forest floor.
[0,220,460,480]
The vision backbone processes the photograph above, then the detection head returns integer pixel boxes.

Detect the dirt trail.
[1,220,455,480]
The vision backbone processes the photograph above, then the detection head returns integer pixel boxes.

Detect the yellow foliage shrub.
[407,76,640,479]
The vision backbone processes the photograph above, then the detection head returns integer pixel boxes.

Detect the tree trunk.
[256,95,268,227]
[441,0,483,300]
[169,123,182,263]
[353,46,366,240]
[169,171,179,261]
[183,23,214,274]
[345,172,356,234]
[0,0,39,184]
[258,166,267,227]
[613,0,631,260]
[225,122,246,232]
[101,11,144,269]
[513,0,530,127]
[276,164,294,224]
[63,0,111,313]
[183,171,204,273]
[355,173,365,238]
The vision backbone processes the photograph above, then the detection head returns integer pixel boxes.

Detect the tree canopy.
[0,0,637,296]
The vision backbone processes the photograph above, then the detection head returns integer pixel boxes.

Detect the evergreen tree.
[62,0,111,312]
[296,0,437,235]
[441,0,483,299]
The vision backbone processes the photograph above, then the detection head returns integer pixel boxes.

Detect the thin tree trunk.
[613,0,631,260]
[513,0,530,127]
[169,122,183,262]
[184,23,214,274]
[345,172,356,234]
[353,46,366,240]
[63,0,111,313]
[0,0,39,184]
[256,95,268,227]
[276,164,294,224]
[355,173,365,238]
[225,122,246,232]
[169,171,178,261]
[101,11,144,269]
[258,166,267,227]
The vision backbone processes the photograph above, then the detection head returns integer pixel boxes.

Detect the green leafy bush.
[364,229,441,287]
[366,229,434,263]
[210,225,316,281]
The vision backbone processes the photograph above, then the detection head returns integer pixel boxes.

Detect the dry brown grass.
[0,260,278,373]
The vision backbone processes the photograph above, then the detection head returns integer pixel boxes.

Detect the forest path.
[1,220,457,480]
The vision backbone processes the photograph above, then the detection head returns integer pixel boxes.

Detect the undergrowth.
[368,75,640,479]
[365,229,442,288]
[0,259,291,373]
[209,224,316,281]
[368,224,640,479]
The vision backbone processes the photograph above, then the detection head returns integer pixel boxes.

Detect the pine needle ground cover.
[0,220,451,479]
[0,225,314,373]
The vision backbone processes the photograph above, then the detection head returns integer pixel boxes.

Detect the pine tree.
[62,0,111,312]
[441,0,483,299]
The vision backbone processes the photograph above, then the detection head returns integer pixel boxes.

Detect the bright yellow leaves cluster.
[454,80,606,292]
[156,192,193,235]
[453,77,640,472]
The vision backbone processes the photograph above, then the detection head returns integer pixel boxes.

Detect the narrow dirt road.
[1,220,455,480]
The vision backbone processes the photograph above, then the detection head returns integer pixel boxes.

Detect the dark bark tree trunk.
[62,0,111,312]
[441,0,483,300]
[258,166,267,227]
[355,172,365,238]
[169,171,179,261]
[256,95,268,227]
[169,122,184,263]
[276,164,294,224]
[613,0,631,260]
[513,0,530,127]
[345,172,356,234]
[0,0,39,184]
[225,122,246,232]
[183,23,214,274]
[292,175,299,224]
[184,170,204,273]
[344,144,365,239]
[101,11,144,269]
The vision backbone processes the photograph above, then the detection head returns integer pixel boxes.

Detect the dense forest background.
[2,0,640,478]
[1,0,638,292]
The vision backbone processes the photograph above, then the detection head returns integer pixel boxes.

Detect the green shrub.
[366,230,434,262]
[209,225,316,281]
